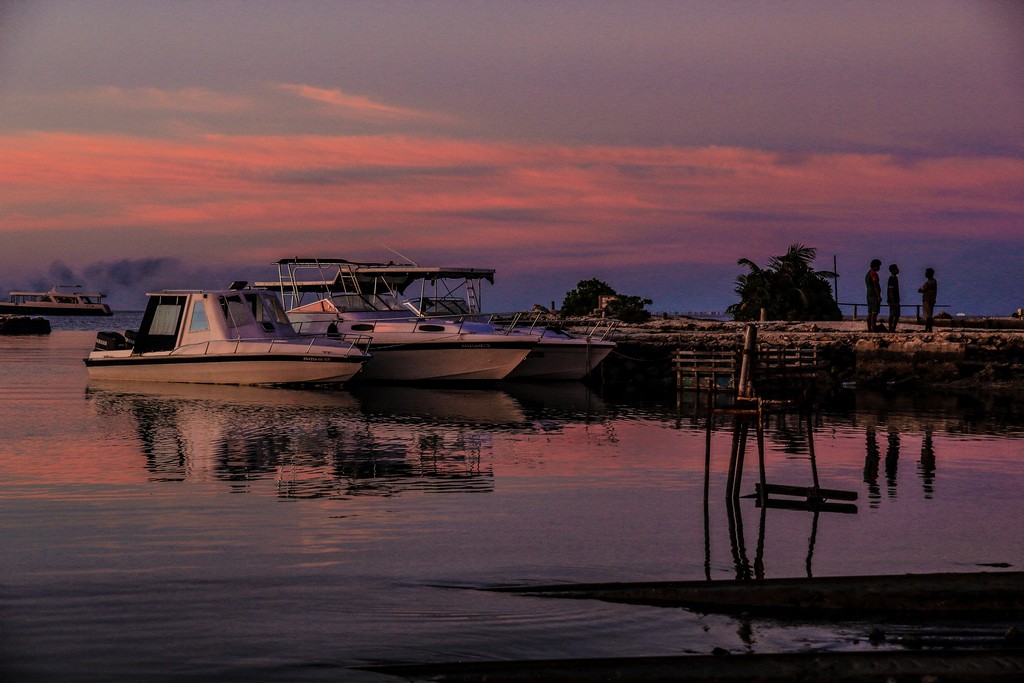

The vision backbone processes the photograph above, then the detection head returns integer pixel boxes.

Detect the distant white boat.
[0,285,112,316]
[84,286,370,386]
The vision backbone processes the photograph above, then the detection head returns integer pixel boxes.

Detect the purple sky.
[2,1,1022,314]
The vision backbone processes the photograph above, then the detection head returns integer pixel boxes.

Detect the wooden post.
[725,416,740,499]
[756,400,768,507]
[738,324,756,398]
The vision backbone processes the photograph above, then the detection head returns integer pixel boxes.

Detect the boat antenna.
[380,244,418,266]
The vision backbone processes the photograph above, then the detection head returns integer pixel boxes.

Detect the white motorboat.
[258,259,533,382]
[0,285,112,316]
[502,326,616,381]
[286,293,536,382]
[256,258,615,382]
[84,286,371,386]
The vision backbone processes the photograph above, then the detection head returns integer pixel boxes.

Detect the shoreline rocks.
[0,315,51,335]
[562,316,1024,394]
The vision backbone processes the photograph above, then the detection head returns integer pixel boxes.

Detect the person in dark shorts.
[865,259,882,332]
[887,263,901,332]
[918,268,937,332]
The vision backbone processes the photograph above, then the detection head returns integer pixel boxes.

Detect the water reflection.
[864,425,881,506]
[920,427,935,498]
[89,383,499,497]
[886,426,900,498]
[691,386,1024,582]
[86,382,612,500]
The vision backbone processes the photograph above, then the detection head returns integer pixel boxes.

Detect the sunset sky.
[2,1,1022,314]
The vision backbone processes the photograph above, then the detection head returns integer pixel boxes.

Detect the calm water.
[1,330,1022,681]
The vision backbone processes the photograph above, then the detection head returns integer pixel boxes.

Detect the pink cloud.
[10,86,253,117]
[275,83,455,124]
[2,130,1021,273]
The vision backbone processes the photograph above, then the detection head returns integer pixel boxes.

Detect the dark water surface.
[1,331,1022,681]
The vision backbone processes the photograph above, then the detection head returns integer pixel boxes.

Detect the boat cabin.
[126,289,298,353]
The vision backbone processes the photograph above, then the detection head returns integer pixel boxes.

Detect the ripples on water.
[1,331,1022,681]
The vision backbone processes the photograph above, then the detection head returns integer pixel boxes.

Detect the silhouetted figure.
[918,268,937,332]
[865,259,882,332]
[887,264,901,332]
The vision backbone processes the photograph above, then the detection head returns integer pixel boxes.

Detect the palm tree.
[727,244,841,321]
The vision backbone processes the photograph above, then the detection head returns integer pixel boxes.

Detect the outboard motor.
[94,330,128,351]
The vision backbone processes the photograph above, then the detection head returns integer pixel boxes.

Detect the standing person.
[918,267,937,332]
[887,263,901,332]
[865,259,882,332]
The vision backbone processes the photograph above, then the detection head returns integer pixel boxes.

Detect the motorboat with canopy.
[255,258,615,382]
[255,260,534,382]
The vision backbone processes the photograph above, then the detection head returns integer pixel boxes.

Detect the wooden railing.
[673,350,738,392]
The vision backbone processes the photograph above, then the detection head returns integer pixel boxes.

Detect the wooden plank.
[757,483,859,501]
[757,498,859,514]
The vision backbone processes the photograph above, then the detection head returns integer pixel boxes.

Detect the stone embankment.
[564,316,1024,393]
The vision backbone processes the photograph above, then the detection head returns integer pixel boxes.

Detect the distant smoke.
[83,257,180,287]
[4,258,279,311]
[46,260,78,285]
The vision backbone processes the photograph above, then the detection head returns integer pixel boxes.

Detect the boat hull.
[356,341,535,382]
[86,354,365,385]
[288,312,536,382]
[85,344,368,386]
[506,339,616,381]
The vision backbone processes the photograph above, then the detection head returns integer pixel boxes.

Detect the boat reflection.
[86,382,613,499]
[87,382,512,497]
[501,382,608,423]
[350,385,530,427]
[695,387,1024,580]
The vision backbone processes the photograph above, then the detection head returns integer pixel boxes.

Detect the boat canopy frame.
[256,258,496,315]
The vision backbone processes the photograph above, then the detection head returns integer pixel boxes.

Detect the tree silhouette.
[561,278,652,322]
[727,244,841,321]
[561,278,616,317]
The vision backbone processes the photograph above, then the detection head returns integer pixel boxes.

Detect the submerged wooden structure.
[368,325,1024,682]
[677,324,855,515]
[363,648,1024,682]
[489,570,1024,619]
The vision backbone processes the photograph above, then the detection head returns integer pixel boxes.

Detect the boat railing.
[168,334,372,357]
[292,312,495,338]
[487,311,618,340]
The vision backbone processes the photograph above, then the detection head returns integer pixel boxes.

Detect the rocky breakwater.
[563,317,1024,393]
[0,315,51,335]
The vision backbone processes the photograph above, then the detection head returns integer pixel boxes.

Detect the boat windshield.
[328,293,403,313]
[250,292,291,325]
[406,297,471,316]
[220,295,255,329]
